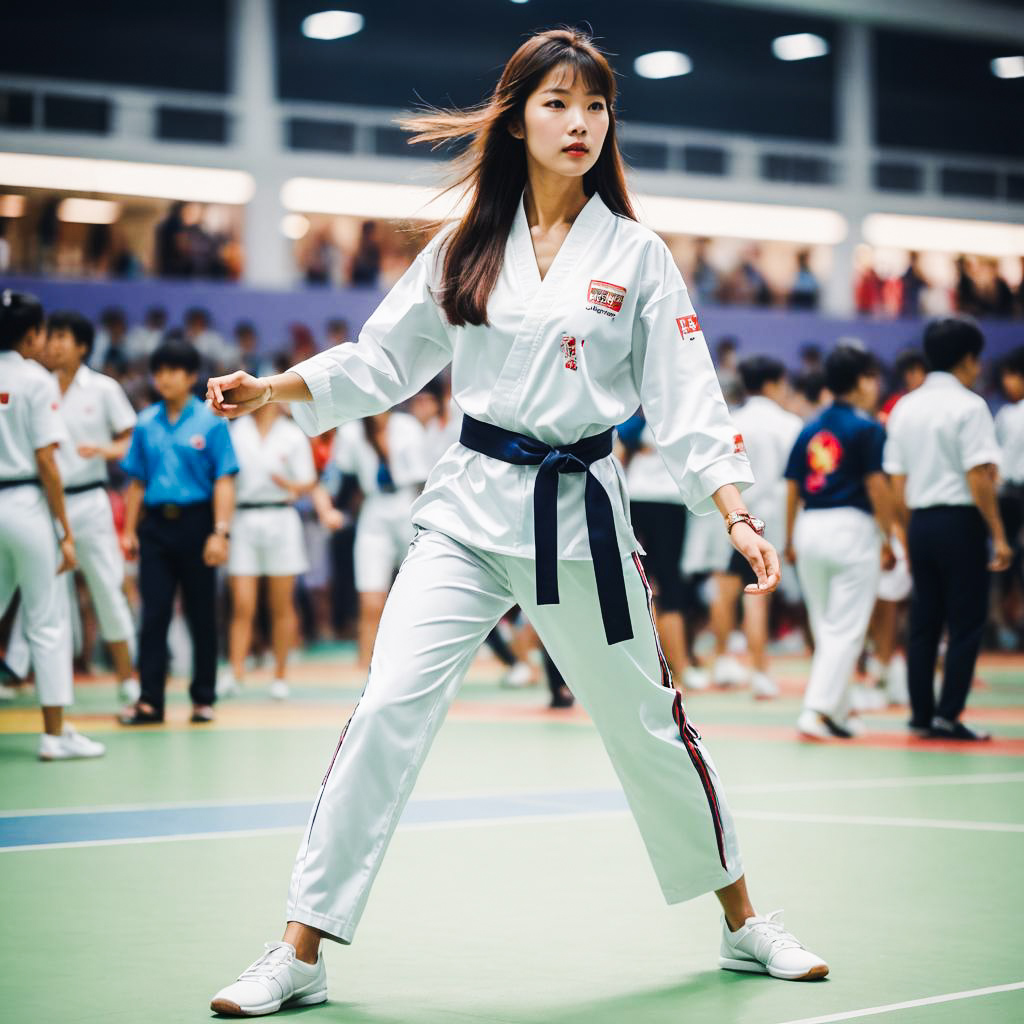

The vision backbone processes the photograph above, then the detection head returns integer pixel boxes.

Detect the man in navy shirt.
[119,340,238,724]
[784,346,897,740]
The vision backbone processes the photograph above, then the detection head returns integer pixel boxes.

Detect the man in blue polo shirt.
[784,346,897,741]
[119,339,238,724]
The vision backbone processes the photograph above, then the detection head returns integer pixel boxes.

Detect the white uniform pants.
[0,485,73,706]
[287,528,743,944]
[794,507,881,719]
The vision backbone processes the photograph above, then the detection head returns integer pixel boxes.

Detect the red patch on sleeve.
[675,314,701,338]
[733,434,746,455]
[0,393,9,406]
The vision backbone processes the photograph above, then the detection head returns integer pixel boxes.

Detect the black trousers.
[138,503,217,713]
[906,505,990,727]
[629,501,695,613]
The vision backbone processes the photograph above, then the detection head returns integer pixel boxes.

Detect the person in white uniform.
[0,292,104,760]
[221,403,316,700]
[45,311,139,703]
[332,411,431,667]
[784,347,897,740]
[206,31,828,1017]
[710,357,801,698]
[994,346,1024,644]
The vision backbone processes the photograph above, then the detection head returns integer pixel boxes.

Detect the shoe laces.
[746,911,803,956]
[239,942,295,982]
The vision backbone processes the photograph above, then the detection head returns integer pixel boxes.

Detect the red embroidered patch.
[733,434,746,455]
[587,279,626,313]
[560,334,585,371]
[0,393,9,406]
[676,314,702,338]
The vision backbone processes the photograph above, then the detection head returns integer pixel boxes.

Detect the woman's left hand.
[729,523,781,594]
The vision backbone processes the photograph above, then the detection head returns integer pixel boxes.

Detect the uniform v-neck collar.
[510,190,607,300]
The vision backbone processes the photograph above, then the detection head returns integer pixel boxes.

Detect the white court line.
[775,980,1024,1024]
[3,771,1022,819]
[735,810,1024,833]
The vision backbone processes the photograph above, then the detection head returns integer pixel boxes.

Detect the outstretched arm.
[207,370,311,419]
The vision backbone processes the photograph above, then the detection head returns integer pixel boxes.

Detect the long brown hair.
[398,27,636,328]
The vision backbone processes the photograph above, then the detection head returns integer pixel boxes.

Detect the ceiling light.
[57,198,120,224]
[281,213,310,240]
[0,194,26,217]
[991,55,1024,79]
[634,51,693,80]
[0,153,255,204]
[772,33,829,61]
[302,10,364,40]
[281,178,470,220]
[863,213,1024,257]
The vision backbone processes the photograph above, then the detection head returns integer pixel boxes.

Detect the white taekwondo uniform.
[228,415,315,577]
[282,190,753,944]
[54,365,137,648]
[332,412,431,593]
[0,351,73,706]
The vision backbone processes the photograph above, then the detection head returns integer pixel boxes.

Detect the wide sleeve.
[630,240,753,515]
[289,234,454,437]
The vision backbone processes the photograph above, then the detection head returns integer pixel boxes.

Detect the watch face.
[751,517,766,535]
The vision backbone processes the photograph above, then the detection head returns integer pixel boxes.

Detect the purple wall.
[4,273,1023,365]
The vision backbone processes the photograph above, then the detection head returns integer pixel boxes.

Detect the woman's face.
[514,66,609,180]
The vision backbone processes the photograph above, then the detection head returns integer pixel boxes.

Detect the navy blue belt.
[459,415,632,646]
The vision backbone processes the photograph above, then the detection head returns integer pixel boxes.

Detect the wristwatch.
[725,510,766,536]
[214,521,231,539]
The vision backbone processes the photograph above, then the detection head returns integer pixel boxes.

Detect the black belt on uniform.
[458,414,632,646]
[65,480,107,496]
[237,501,291,510]
[0,477,39,490]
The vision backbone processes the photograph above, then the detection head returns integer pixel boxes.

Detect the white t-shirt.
[0,351,67,480]
[230,414,316,505]
[995,399,1024,485]
[624,424,684,504]
[333,412,430,497]
[883,372,1002,508]
[56,365,138,487]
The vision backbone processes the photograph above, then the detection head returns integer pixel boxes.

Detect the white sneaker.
[38,724,106,761]
[797,708,853,740]
[500,661,534,688]
[849,684,887,712]
[713,655,748,688]
[842,712,867,738]
[720,910,829,981]
[750,671,779,700]
[0,683,17,701]
[269,679,289,701]
[683,665,711,691]
[884,654,909,705]
[210,941,327,1017]
[119,679,141,704]
[217,670,241,698]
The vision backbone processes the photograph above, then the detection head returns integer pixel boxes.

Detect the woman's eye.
[546,100,564,108]
[590,102,606,111]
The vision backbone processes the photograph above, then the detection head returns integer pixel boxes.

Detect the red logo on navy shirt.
[676,314,702,338]
[806,430,842,493]
[560,334,585,371]
[189,434,207,451]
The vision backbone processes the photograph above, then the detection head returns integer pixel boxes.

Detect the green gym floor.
[2,648,1023,1024]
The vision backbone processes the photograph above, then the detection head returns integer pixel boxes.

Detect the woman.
[220,401,316,700]
[208,29,827,1017]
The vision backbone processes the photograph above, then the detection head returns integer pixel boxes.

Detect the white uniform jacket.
[291,190,752,562]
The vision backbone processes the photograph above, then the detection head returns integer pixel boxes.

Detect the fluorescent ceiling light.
[863,213,1024,257]
[282,178,470,220]
[0,153,254,204]
[772,33,829,61]
[0,194,26,217]
[281,213,310,240]
[634,51,693,80]
[635,194,847,245]
[302,10,364,40]
[991,55,1024,79]
[57,197,120,224]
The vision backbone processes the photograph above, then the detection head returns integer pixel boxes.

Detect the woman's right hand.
[207,371,272,419]
[57,536,77,575]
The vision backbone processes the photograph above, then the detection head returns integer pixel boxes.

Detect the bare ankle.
[283,921,322,964]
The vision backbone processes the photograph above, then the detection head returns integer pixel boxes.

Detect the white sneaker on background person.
[38,724,106,761]
[849,683,887,712]
[719,910,829,981]
[884,653,909,705]
[682,665,711,691]
[269,679,290,701]
[217,668,242,698]
[713,655,748,687]
[0,683,17,701]
[210,941,327,1017]
[797,708,853,741]
[500,661,534,688]
[750,671,779,700]
[118,679,141,704]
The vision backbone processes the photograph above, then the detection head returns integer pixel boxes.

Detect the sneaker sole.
[719,956,829,981]
[210,988,327,1017]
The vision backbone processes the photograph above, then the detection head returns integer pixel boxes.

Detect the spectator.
[184,307,232,373]
[303,227,339,287]
[692,237,719,306]
[234,321,267,377]
[789,250,819,310]
[126,307,168,365]
[899,252,928,318]
[715,337,742,408]
[349,220,381,287]
[91,307,129,375]
[880,349,928,423]
[324,318,350,350]
[155,202,191,278]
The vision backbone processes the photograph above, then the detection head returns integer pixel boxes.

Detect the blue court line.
[0,789,630,850]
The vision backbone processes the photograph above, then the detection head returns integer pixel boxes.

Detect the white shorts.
[354,505,415,593]
[877,535,912,603]
[229,506,308,577]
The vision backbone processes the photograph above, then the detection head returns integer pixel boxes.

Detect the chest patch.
[560,334,585,371]
[586,279,626,317]
[0,393,9,408]
[806,430,842,493]
[676,314,702,340]
[189,434,207,451]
